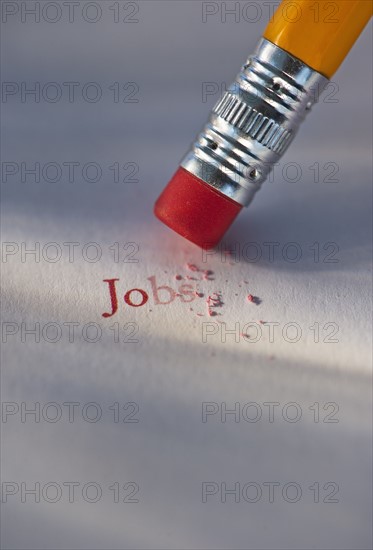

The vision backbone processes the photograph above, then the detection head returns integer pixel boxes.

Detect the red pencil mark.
[102,257,257,321]
[203,269,214,281]
[185,263,214,281]
[102,278,120,318]
[207,292,224,316]
[124,288,149,307]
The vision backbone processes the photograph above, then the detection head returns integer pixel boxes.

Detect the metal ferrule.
[181,38,329,207]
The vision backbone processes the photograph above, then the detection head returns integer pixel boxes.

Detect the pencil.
[154,0,372,249]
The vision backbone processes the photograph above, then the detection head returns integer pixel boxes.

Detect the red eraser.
[154,167,242,249]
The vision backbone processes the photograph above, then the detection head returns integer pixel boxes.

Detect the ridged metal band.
[181,38,329,207]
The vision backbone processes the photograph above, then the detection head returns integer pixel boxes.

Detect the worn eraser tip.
[154,167,242,249]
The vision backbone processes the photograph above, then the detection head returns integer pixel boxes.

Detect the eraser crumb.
[247,294,261,305]
[186,263,199,272]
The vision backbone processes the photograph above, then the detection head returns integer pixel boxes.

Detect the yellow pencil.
[154,0,372,249]
[265,0,372,78]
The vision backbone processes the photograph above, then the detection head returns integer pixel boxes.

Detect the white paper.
[1,2,372,548]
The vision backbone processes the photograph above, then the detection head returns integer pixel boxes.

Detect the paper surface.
[1,2,372,549]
